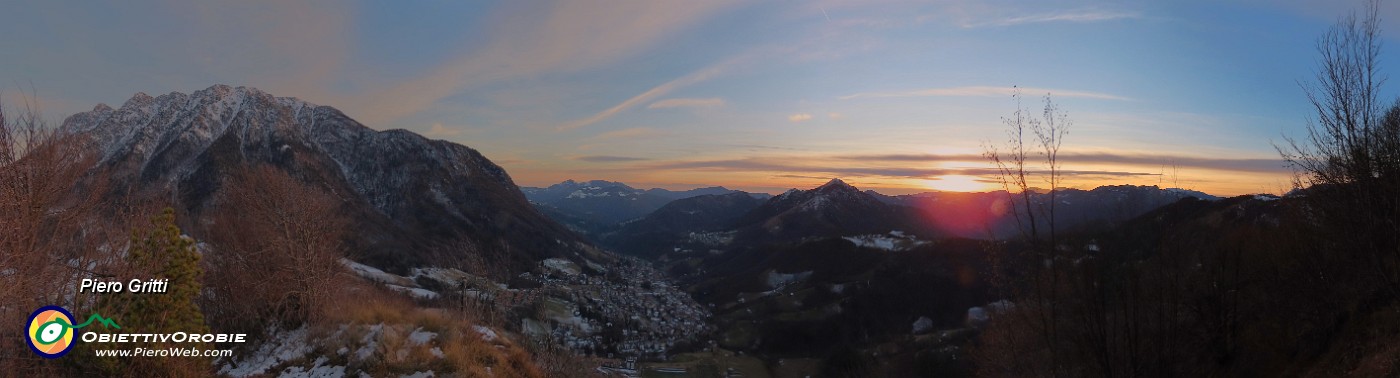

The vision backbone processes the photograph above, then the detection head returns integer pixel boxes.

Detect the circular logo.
[26,306,76,359]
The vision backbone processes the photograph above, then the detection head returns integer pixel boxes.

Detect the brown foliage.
[319,287,550,378]
[0,97,119,374]
[203,164,352,332]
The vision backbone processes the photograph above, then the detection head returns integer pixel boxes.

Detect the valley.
[2,84,1249,377]
[518,176,1233,376]
[8,2,1400,377]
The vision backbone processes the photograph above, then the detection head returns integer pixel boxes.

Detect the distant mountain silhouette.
[731,178,935,242]
[877,185,1219,239]
[601,192,765,258]
[522,179,766,237]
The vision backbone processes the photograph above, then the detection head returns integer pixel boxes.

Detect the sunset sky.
[5,1,1399,195]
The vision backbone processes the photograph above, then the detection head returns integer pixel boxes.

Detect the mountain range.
[48,84,1252,375]
[530,177,1220,261]
[59,84,597,273]
[872,184,1219,239]
[522,179,768,236]
[53,85,723,367]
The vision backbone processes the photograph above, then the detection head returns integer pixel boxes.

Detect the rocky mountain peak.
[59,85,590,272]
[815,178,857,193]
[123,92,154,108]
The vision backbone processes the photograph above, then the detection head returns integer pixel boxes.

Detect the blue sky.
[3,0,1395,195]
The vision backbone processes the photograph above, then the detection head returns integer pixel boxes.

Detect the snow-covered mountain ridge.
[60,84,589,272]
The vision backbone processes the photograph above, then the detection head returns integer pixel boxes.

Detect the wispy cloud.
[632,157,1155,179]
[833,152,1290,173]
[773,174,833,180]
[592,127,666,140]
[965,10,1141,28]
[561,53,751,130]
[423,122,463,137]
[648,97,726,109]
[344,1,743,126]
[725,144,808,152]
[840,86,1130,101]
[573,155,650,162]
[788,113,814,122]
[575,127,670,153]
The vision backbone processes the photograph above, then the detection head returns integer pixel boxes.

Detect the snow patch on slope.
[407,328,437,345]
[542,258,581,275]
[687,231,735,247]
[842,230,928,251]
[766,270,813,289]
[219,326,313,377]
[343,259,414,286]
[473,325,499,342]
[277,356,345,378]
[385,284,440,300]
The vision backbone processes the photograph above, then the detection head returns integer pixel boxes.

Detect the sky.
[3,0,1397,196]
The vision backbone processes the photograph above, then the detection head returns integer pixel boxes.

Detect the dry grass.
[311,285,546,377]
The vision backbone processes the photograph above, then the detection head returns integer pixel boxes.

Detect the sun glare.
[922,175,992,192]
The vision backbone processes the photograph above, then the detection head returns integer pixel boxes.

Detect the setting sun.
[922,175,995,192]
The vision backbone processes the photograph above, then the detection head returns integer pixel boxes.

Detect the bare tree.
[979,88,1072,377]
[984,88,1071,243]
[0,93,112,374]
[986,88,1038,242]
[1278,0,1400,296]
[1283,0,1387,187]
[203,164,351,331]
[976,4,1400,376]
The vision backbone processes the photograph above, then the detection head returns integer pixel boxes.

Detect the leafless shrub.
[979,89,1074,377]
[203,164,351,332]
[0,93,112,374]
[1278,0,1400,299]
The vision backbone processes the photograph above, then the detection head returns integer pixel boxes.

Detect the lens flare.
[922,175,993,192]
